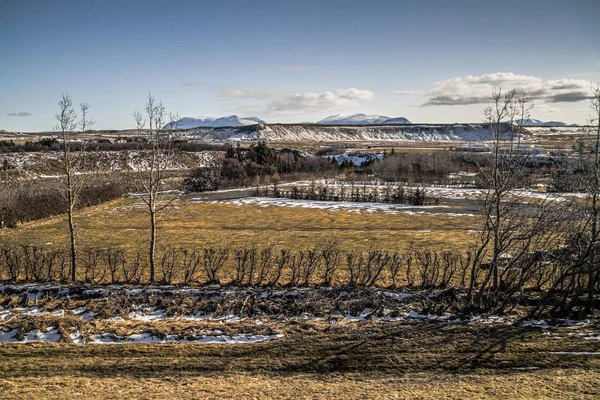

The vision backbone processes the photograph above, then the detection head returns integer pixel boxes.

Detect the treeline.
[0,138,228,154]
[371,151,483,185]
[550,159,600,193]
[0,174,133,229]
[184,141,339,192]
[266,183,439,206]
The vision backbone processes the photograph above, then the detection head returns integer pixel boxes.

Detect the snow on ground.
[258,124,513,142]
[89,333,283,345]
[218,197,454,215]
[3,303,580,328]
[277,180,587,203]
[1,284,596,346]
[327,153,384,166]
[2,150,216,176]
[0,327,60,343]
[0,327,282,345]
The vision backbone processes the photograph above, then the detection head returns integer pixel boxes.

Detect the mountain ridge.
[316,113,411,125]
[164,115,266,129]
[511,118,578,127]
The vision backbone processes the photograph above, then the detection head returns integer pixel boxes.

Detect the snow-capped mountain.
[380,117,412,125]
[510,119,578,127]
[164,115,266,129]
[316,114,410,125]
[172,123,515,142]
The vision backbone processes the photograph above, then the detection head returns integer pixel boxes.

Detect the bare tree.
[79,102,95,133]
[468,89,529,291]
[587,83,600,310]
[132,93,180,283]
[464,88,575,312]
[0,158,14,230]
[528,87,600,317]
[55,93,90,282]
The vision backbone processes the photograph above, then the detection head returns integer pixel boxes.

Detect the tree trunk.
[149,208,156,283]
[68,200,77,282]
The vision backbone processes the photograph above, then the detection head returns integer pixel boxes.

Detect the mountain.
[381,117,412,125]
[317,114,391,125]
[511,119,578,127]
[316,113,411,125]
[173,123,515,142]
[164,115,266,129]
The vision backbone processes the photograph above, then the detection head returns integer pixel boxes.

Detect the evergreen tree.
[225,144,236,159]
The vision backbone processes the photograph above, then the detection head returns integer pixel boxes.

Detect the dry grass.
[0,321,599,399]
[2,197,478,253]
[2,370,599,400]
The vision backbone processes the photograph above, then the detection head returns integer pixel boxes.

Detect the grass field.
[2,197,479,253]
[1,320,599,399]
[5,196,598,399]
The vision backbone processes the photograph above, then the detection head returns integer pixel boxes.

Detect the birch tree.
[132,94,180,283]
[79,102,95,133]
[587,83,600,310]
[0,158,14,229]
[466,88,567,309]
[529,83,600,317]
[55,94,90,282]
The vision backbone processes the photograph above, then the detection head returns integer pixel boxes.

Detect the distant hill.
[170,123,515,142]
[316,113,411,125]
[164,115,266,129]
[512,119,578,127]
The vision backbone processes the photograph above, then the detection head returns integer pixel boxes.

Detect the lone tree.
[589,84,600,308]
[132,94,180,283]
[0,158,14,230]
[55,94,92,282]
[79,102,94,133]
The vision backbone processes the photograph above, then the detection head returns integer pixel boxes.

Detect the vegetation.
[0,317,599,399]
[1,86,600,399]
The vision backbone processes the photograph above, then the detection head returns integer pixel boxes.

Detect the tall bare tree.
[529,83,600,317]
[0,158,14,230]
[583,83,600,310]
[464,88,571,310]
[55,94,90,282]
[79,102,95,133]
[469,89,532,290]
[132,94,180,283]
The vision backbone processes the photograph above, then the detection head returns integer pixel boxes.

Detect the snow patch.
[220,197,445,215]
[89,332,283,344]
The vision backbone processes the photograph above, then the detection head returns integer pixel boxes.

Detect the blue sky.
[1,0,599,131]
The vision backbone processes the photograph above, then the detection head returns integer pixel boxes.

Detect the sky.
[1,0,599,132]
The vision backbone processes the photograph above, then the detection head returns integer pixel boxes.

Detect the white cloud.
[267,88,374,113]
[6,111,32,117]
[395,72,594,106]
[217,86,374,115]
[534,104,563,115]
[216,86,285,100]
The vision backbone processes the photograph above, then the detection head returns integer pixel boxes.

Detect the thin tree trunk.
[65,149,77,282]
[68,202,77,282]
[149,207,156,283]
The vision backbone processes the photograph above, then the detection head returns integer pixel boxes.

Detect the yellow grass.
[2,370,599,400]
[1,320,599,400]
[2,198,479,253]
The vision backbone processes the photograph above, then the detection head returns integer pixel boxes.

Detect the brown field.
[3,184,598,399]
[2,197,479,253]
[1,320,599,399]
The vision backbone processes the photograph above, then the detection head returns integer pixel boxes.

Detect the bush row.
[1,243,477,288]
[0,242,566,291]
